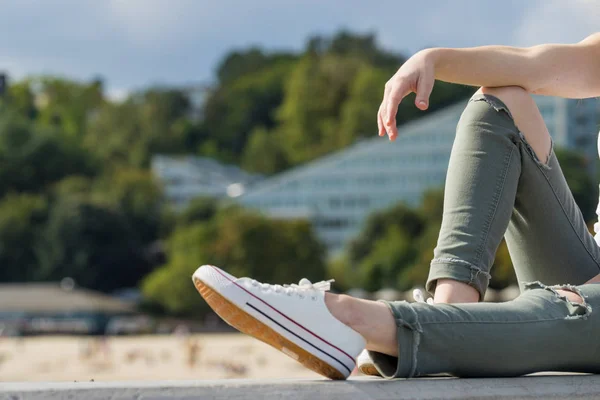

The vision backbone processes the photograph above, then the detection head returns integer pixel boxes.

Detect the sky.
[0,0,598,99]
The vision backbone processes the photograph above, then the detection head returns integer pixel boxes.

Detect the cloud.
[105,0,204,46]
[514,0,599,45]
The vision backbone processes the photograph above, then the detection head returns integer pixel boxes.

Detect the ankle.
[324,293,361,329]
[434,279,480,303]
[325,293,398,356]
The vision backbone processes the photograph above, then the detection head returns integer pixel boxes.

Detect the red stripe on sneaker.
[246,302,351,374]
[210,266,356,364]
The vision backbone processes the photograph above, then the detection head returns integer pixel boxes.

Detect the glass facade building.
[239,97,599,253]
[151,155,263,208]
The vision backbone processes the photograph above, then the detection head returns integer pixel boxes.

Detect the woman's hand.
[378,50,435,141]
[377,33,600,142]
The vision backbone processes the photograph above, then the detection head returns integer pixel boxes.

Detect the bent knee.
[477,86,552,165]
[477,86,535,118]
[478,86,530,102]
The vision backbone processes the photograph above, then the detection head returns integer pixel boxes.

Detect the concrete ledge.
[2,375,600,399]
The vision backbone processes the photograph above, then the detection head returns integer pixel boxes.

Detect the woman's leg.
[428,87,600,303]
[326,283,599,378]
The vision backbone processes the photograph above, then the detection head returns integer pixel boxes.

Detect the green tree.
[92,168,165,244]
[306,31,402,70]
[398,189,445,289]
[2,80,37,120]
[358,225,417,291]
[175,196,219,227]
[216,48,297,85]
[347,202,425,290]
[0,112,97,196]
[349,202,424,263]
[0,194,48,282]
[37,197,148,292]
[338,65,390,146]
[33,77,105,138]
[276,54,365,164]
[85,88,194,167]
[241,126,289,174]
[143,223,213,316]
[201,60,295,162]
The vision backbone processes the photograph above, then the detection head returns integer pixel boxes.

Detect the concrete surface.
[1,374,599,399]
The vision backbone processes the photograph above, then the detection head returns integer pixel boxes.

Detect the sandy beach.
[0,334,326,381]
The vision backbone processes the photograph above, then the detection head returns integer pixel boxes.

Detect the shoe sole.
[193,276,346,380]
[358,364,380,376]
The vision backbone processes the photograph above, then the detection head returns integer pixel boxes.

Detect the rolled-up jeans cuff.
[426,259,491,301]
[368,300,422,378]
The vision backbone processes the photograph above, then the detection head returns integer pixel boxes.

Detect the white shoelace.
[248,277,433,304]
[248,278,335,300]
[412,288,434,304]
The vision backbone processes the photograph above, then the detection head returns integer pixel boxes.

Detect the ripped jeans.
[372,281,599,378]
[371,93,600,378]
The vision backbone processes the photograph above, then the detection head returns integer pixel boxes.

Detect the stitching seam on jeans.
[532,150,600,268]
[406,304,422,378]
[519,131,552,170]
[476,145,514,265]
[430,258,492,279]
[390,302,423,378]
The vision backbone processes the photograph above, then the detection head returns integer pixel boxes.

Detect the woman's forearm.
[425,34,600,98]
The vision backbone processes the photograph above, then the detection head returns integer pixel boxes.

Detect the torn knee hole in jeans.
[471,95,513,118]
[472,95,552,170]
[518,132,553,170]
[525,281,592,320]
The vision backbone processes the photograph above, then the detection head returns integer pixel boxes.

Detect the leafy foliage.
[0,194,48,282]
[0,112,97,196]
[36,196,147,292]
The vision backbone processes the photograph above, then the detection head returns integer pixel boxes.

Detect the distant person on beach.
[193,32,600,379]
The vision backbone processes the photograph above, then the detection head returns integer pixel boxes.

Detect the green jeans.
[371,94,600,378]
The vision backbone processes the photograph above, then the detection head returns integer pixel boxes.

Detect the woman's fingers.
[384,81,409,141]
[378,52,436,140]
[378,84,391,137]
[415,72,434,110]
[377,105,385,137]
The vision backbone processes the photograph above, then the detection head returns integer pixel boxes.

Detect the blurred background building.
[535,95,599,173]
[151,155,263,208]
[0,280,137,336]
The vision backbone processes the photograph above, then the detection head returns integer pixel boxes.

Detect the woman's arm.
[432,33,600,98]
[378,33,600,141]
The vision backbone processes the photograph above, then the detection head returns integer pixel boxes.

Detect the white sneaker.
[357,288,432,376]
[192,265,366,380]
